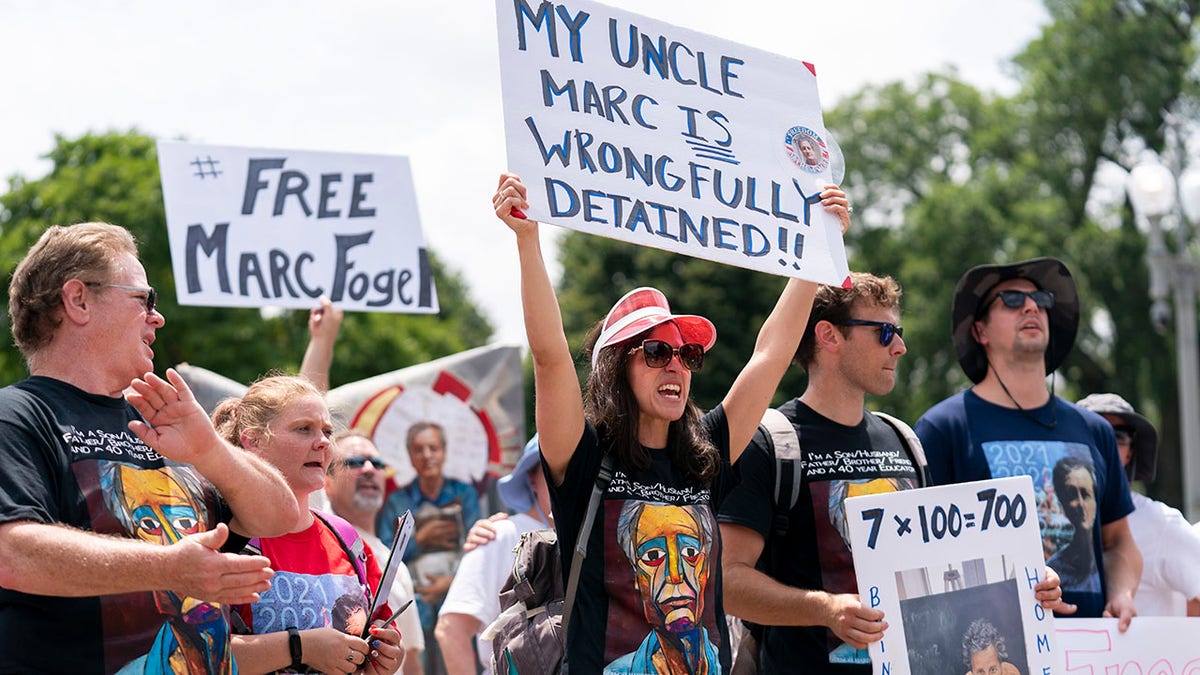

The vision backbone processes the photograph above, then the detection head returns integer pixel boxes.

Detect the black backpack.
[484,454,614,675]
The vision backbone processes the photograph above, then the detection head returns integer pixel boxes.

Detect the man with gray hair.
[961,618,1020,675]
[0,222,297,673]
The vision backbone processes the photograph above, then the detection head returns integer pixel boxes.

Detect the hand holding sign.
[494,173,534,232]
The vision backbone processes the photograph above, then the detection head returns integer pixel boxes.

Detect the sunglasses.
[629,339,705,372]
[836,319,904,347]
[980,289,1055,316]
[1112,426,1135,445]
[86,282,157,314]
[342,455,389,470]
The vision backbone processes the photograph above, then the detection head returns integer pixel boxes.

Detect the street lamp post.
[1127,155,1200,521]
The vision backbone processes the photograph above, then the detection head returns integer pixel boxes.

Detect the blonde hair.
[212,374,323,448]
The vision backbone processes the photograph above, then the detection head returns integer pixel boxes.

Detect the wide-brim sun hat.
[1075,393,1158,482]
[591,286,717,369]
[951,257,1080,384]
[497,435,543,513]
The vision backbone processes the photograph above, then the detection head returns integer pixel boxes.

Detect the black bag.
[486,454,614,675]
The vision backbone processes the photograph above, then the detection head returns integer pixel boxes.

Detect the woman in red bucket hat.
[492,172,851,673]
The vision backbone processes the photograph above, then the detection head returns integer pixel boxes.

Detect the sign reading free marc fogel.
[157,140,438,313]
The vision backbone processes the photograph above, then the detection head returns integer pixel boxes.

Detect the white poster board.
[157,140,438,313]
[846,476,1055,675]
[496,0,850,285]
[1057,618,1200,673]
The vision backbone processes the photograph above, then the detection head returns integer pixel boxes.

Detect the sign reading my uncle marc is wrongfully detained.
[496,0,850,284]
[157,140,439,313]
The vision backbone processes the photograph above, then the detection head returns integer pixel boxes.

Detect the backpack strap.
[871,411,930,488]
[562,452,615,669]
[311,510,371,592]
[759,407,803,537]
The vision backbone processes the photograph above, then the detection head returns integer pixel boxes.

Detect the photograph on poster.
[896,560,1028,675]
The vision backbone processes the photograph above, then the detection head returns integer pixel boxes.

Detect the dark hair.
[8,222,139,359]
[794,272,903,370]
[962,617,1007,666]
[582,320,718,482]
[331,592,368,633]
[1052,455,1095,506]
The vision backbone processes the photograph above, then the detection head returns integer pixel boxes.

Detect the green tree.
[0,130,493,388]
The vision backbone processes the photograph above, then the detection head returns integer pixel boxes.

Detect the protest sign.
[1056,618,1200,672]
[846,476,1055,675]
[496,0,850,285]
[176,343,524,487]
[157,140,438,313]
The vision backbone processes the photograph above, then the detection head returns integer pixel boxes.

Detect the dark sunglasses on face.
[343,455,388,470]
[836,319,904,347]
[86,282,157,314]
[629,339,706,372]
[1112,426,1135,445]
[980,289,1055,316]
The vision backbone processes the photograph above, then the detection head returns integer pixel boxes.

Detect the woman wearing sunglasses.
[492,172,851,673]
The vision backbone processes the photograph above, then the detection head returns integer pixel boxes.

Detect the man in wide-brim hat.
[915,257,1142,631]
[1076,393,1200,617]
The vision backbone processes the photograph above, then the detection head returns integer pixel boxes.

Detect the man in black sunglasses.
[916,258,1142,631]
[324,431,425,671]
[718,272,932,674]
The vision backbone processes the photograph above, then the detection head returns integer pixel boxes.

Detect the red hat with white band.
[591,287,717,370]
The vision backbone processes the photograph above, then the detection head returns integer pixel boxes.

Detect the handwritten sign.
[157,140,438,313]
[846,477,1055,675]
[1057,618,1200,672]
[496,0,850,284]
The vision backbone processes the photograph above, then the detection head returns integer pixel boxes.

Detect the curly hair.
[793,272,903,370]
[961,617,1007,666]
[212,374,323,448]
[8,222,138,360]
[582,320,718,482]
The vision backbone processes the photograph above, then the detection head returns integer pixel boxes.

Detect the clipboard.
[364,509,413,637]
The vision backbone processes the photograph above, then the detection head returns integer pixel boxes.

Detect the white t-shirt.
[1127,491,1200,616]
[439,512,548,674]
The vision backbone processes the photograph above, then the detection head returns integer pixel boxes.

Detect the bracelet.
[286,627,303,669]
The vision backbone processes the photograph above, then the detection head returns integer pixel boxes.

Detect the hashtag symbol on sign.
[190,156,223,179]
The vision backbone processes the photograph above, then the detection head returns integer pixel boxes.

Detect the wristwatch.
[286,627,303,669]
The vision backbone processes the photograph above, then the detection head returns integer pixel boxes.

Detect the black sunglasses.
[342,455,388,470]
[629,339,705,372]
[1112,426,1135,445]
[836,319,904,347]
[980,289,1055,317]
[86,282,157,314]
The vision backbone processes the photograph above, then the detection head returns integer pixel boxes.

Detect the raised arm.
[126,368,299,537]
[300,296,344,395]
[720,186,851,460]
[493,173,585,484]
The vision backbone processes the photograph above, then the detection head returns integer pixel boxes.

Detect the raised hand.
[493,173,536,234]
[126,368,221,465]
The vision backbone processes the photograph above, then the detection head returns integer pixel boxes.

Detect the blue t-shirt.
[915,390,1133,617]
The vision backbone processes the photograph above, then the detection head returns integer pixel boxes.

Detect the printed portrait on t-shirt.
[98,460,234,674]
[980,440,1100,594]
[601,500,721,674]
